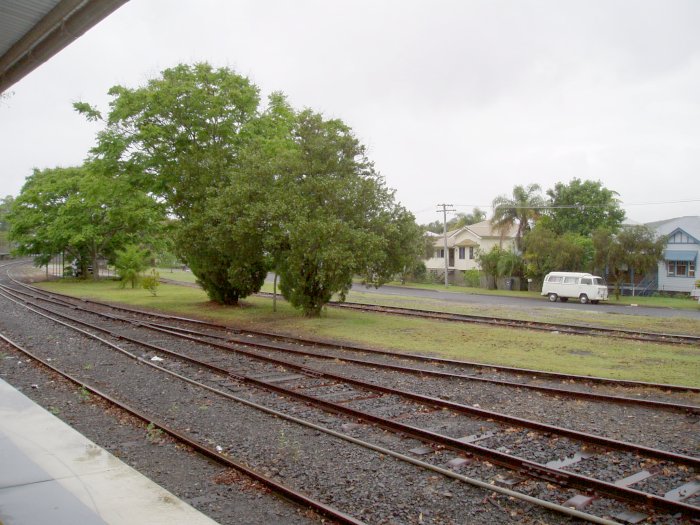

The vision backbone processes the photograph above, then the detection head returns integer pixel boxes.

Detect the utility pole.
[436,203,455,288]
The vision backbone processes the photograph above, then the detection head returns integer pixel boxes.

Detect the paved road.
[349,283,700,320]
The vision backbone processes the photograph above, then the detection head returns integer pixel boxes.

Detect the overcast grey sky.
[1,0,699,225]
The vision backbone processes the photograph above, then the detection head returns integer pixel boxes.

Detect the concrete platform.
[0,378,219,525]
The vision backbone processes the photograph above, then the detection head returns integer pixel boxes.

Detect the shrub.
[115,244,150,289]
[141,269,160,296]
[463,269,480,288]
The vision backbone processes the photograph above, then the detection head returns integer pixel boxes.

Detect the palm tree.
[491,183,545,252]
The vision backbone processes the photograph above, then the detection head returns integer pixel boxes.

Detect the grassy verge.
[157,268,199,284]
[158,269,700,335]
[36,279,700,387]
[339,289,700,336]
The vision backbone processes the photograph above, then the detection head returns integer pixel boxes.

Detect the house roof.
[470,219,518,239]
[431,219,518,248]
[647,216,700,241]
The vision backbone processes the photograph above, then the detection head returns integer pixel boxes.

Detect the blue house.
[647,216,700,293]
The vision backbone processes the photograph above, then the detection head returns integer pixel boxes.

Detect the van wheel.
[579,294,589,304]
[548,293,558,302]
[560,297,569,303]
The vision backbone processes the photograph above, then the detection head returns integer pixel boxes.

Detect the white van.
[541,272,608,304]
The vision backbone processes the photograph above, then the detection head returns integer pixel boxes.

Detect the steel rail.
[143,324,700,468]
[0,300,622,524]
[0,332,366,525]
[7,282,698,466]
[5,281,695,413]
[0,285,700,420]
[3,289,696,518]
[153,321,700,414]
[7,277,699,395]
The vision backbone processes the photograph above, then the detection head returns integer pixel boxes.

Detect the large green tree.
[0,195,13,253]
[593,225,665,298]
[79,64,422,311]
[9,166,164,276]
[491,184,545,252]
[0,195,13,231]
[523,226,594,282]
[546,178,625,236]
[267,109,423,316]
[76,63,264,301]
[77,63,261,216]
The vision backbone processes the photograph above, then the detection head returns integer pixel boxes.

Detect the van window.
[563,276,578,284]
[581,277,592,285]
[548,275,562,283]
[593,277,605,285]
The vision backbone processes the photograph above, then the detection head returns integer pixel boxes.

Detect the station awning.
[0,0,128,93]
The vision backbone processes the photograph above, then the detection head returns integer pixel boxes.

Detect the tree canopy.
[266,109,422,315]
[76,64,270,301]
[8,166,164,274]
[491,184,545,252]
[77,63,261,219]
[0,195,13,232]
[75,63,423,313]
[593,225,665,298]
[523,226,594,281]
[546,178,625,236]
[423,207,486,234]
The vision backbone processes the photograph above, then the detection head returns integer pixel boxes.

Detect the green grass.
[339,289,700,336]
[36,279,700,387]
[157,268,199,284]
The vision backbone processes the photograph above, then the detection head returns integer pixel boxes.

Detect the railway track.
[4,281,699,420]
[1,273,698,523]
[0,331,363,525]
[8,276,700,403]
[0,280,619,524]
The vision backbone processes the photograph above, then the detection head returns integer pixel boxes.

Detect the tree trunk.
[93,252,100,280]
[273,273,278,313]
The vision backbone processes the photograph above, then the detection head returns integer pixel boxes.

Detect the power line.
[449,199,700,211]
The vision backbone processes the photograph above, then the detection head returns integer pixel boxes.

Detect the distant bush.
[141,269,160,296]
[463,269,480,288]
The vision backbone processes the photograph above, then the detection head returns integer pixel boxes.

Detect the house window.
[469,247,474,259]
[435,249,444,258]
[458,247,466,259]
[667,260,695,277]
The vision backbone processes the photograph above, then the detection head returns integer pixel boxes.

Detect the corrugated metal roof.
[0,0,128,93]
[650,216,700,240]
[0,0,64,57]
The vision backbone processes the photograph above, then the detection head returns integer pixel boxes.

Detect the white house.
[647,216,699,293]
[424,220,518,279]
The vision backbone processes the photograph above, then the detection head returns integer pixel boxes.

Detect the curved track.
[0,267,698,523]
